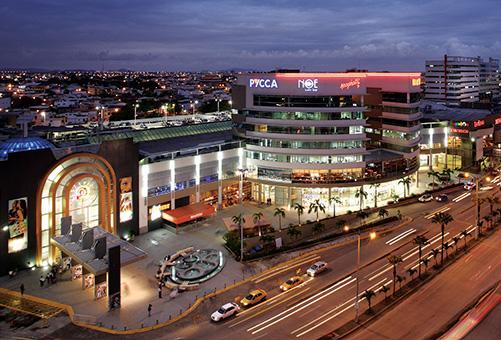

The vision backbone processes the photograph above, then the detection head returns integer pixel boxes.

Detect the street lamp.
[215,98,221,113]
[134,103,139,126]
[237,168,248,262]
[355,229,376,322]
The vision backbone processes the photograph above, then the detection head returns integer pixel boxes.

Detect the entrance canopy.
[162,203,215,225]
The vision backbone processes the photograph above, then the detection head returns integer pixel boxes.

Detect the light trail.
[385,228,416,245]
[425,206,451,219]
[253,255,320,283]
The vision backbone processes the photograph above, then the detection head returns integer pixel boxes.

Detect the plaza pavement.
[0,169,452,331]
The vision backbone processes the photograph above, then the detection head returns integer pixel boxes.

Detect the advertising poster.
[109,292,121,310]
[84,274,94,289]
[7,197,28,253]
[96,282,107,300]
[119,177,133,222]
[71,264,83,280]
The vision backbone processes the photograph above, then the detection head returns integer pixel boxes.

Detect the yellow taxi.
[280,276,305,291]
[240,289,267,307]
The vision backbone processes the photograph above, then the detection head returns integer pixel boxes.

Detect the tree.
[231,213,246,248]
[378,208,389,219]
[460,229,471,250]
[287,224,302,240]
[398,176,412,198]
[396,275,406,290]
[441,168,454,182]
[431,248,440,267]
[362,289,376,312]
[379,285,390,300]
[260,234,275,251]
[274,207,286,230]
[413,235,429,279]
[356,210,369,227]
[308,199,325,222]
[313,222,325,234]
[391,193,400,203]
[406,268,417,280]
[387,255,403,296]
[336,219,346,231]
[355,187,368,211]
[293,203,305,226]
[370,183,381,208]
[443,242,453,259]
[483,214,493,230]
[452,236,460,254]
[328,196,342,218]
[421,257,430,273]
[253,212,264,226]
[427,170,439,189]
[431,212,454,266]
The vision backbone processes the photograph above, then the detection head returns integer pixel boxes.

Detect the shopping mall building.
[231,72,423,209]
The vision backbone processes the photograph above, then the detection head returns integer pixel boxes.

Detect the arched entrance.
[36,153,117,266]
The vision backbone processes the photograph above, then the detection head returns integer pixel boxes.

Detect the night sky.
[1,0,500,72]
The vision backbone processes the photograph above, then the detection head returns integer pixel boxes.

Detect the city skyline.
[1,0,501,71]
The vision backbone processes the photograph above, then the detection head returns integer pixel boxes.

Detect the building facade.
[232,72,422,211]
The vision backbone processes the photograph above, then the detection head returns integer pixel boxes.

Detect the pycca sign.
[249,78,278,89]
[298,79,319,92]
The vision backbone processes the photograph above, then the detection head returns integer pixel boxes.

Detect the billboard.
[119,177,133,222]
[7,197,28,253]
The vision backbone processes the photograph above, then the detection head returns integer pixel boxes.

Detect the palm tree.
[253,212,264,226]
[387,255,403,296]
[431,212,454,266]
[396,275,406,290]
[482,196,499,221]
[441,168,453,182]
[336,219,346,231]
[398,176,412,198]
[378,208,389,219]
[421,258,430,273]
[274,207,286,230]
[391,193,400,203]
[313,222,325,234]
[328,196,342,218]
[308,199,325,222]
[413,235,429,279]
[231,213,245,255]
[379,285,390,300]
[452,236,460,254]
[460,229,471,250]
[362,289,376,312]
[370,183,381,208]
[483,214,493,230]
[293,203,304,226]
[356,210,369,227]
[260,234,275,251]
[444,242,453,259]
[287,224,302,240]
[427,170,439,189]
[355,187,368,211]
[406,268,417,280]
[431,248,440,267]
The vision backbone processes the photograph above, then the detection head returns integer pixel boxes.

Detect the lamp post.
[237,168,248,262]
[215,98,221,113]
[134,103,139,126]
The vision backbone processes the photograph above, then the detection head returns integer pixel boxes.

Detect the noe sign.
[297,78,319,92]
[249,78,278,89]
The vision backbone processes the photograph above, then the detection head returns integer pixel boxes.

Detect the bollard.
[156,319,159,325]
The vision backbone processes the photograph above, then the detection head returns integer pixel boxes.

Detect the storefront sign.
[454,121,469,128]
[249,78,278,89]
[189,212,203,219]
[7,197,28,253]
[340,78,361,90]
[119,177,133,222]
[496,117,501,125]
[411,78,421,86]
[473,119,485,128]
[450,128,469,134]
[297,79,318,92]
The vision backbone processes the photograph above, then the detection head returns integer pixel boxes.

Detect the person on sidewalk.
[39,275,45,287]
[147,304,152,317]
[20,283,25,296]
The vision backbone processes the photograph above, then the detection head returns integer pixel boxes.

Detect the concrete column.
[218,180,223,209]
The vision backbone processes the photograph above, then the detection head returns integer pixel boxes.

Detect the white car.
[418,194,434,202]
[211,302,240,322]
[307,261,328,277]
[464,182,475,190]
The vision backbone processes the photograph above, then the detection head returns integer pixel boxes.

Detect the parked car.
[418,194,434,202]
[211,302,240,322]
[435,194,448,202]
[240,289,267,307]
[464,182,476,190]
[280,276,305,291]
[307,261,328,277]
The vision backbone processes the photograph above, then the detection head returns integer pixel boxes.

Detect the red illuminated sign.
[451,128,469,134]
[496,117,501,125]
[340,78,361,90]
[473,119,485,128]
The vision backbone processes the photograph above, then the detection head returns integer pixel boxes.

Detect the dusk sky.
[1,0,500,72]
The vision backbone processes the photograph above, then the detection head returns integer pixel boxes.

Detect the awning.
[162,203,216,225]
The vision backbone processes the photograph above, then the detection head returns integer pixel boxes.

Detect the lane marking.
[425,207,451,219]
[385,229,416,245]
[452,192,471,202]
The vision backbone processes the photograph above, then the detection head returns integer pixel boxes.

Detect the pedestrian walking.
[158,287,162,299]
[147,304,152,317]
[39,275,45,287]
[20,283,25,296]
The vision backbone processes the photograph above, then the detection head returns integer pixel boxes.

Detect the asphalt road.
[349,225,501,340]
[45,181,500,340]
[464,303,501,340]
